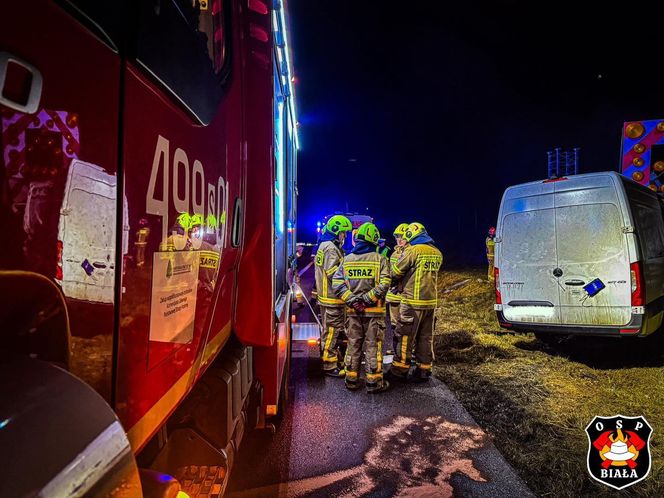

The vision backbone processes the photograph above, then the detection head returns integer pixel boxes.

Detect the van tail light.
[494,267,502,304]
[630,262,644,306]
[56,240,63,280]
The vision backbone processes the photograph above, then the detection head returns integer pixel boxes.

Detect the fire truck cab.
[0,0,298,495]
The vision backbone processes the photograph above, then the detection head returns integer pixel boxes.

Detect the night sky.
[290,0,664,265]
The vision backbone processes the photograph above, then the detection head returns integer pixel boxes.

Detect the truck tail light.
[630,262,644,306]
[494,267,502,304]
[56,240,63,280]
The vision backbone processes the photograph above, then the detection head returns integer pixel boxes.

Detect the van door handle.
[564,279,585,286]
[92,261,108,269]
[0,52,43,114]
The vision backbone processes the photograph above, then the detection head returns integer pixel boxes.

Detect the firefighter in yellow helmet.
[486,226,496,281]
[385,223,409,352]
[332,222,391,392]
[315,214,353,376]
[388,222,443,382]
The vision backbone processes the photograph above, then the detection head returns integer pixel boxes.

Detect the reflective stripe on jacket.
[486,237,495,257]
[315,240,345,306]
[391,243,443,309]
[331,251,390,315]
[385,245,405,303]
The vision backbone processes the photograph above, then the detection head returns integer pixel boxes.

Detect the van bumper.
[495,311,645,337]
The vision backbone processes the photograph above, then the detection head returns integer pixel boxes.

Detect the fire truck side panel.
[116,0,244,451]
[234,3,296,411]
[0,1,120,402]
[234,3,275,349]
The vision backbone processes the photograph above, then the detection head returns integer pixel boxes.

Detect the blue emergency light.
[584,278,605,297]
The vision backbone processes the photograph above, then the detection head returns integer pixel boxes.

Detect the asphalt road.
[226,249,533,498]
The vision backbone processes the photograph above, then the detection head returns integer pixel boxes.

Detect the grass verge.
[433,268,664,497]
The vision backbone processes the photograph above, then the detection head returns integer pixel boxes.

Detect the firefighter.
[332,222,391,393]
[385,223,409,353]
[486,226,496,281]
[377,238,390,258]
[315,214,353,376]
[388,222,443,383]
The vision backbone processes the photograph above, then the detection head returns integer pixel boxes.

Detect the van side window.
[633,203,664,259]
[135,0,229,125]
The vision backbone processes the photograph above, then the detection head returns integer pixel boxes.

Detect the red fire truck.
[0,0,297,495]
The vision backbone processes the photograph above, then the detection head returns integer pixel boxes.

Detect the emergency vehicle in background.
[317,212,373,249]
[0,0,297,496]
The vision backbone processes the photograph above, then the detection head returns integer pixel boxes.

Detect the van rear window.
[502,210,557,265]
[556,204,625,264]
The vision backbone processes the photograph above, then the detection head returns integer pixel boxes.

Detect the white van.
[56,160,129,304]
[494,171,664,337]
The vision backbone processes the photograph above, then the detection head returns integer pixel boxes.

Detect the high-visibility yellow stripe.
[322,326,336,362]
[326,265,338,276]
[385,291,402,302]
[366,372,382,381]
[377,339,383,373]
[347,306,385,314]
[401,297,437,306]
[392,263,404,277]
[341,290,353,301]
[392,359,409,368]
[345,370,359,379]
[127,322,231,452]
[418,363,433,370]
[318,296,344,305]
[401,336,408,364]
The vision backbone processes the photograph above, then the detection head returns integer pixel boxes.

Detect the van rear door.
[554,180,631,326]
[499,182,561,324]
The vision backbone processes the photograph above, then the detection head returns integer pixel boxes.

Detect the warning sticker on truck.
[150,251,199,343]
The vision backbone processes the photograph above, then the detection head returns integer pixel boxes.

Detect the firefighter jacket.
[332,242,391,316]
[486,236,495,258]
[315,237,345,307]
[385,245,405,304]
[391,235,443,309]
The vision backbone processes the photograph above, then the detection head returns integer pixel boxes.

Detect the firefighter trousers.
[392,304,435,375]
[386,302,400,352]
[320,305,346,371]
[487,255,495,281]
[344,314,385,386]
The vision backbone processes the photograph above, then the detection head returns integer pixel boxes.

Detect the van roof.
[501,171,646,201]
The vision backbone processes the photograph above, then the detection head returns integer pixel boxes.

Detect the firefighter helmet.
[393,223,409,237]
[404,222,426,243]
[190,213,205,228]
[177,212,192,230]
[356,222,380,244]
[325,215,353,235]
[488,226,496,236]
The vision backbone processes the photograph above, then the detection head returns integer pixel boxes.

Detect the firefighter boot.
[345,371,361,390]
[367,379,390,394]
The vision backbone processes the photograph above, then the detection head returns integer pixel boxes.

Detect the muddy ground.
[432,269,664,497]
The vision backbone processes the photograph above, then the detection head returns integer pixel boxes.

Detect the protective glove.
[346,295,366,312]
[361,293,375,307]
